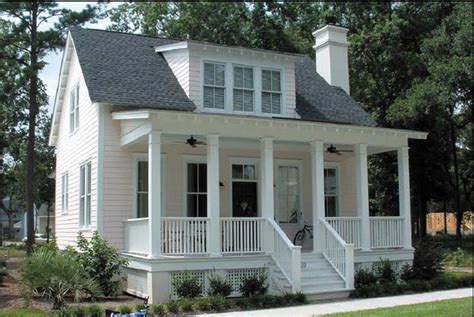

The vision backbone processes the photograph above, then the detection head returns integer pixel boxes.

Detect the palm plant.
[22,248,100,309]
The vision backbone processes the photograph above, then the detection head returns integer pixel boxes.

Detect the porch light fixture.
[219,181,225,188]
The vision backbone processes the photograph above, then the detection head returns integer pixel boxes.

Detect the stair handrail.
[267,219,301,292]
[320,217,354,289]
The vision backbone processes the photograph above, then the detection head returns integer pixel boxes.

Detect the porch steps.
[300,253,350,301]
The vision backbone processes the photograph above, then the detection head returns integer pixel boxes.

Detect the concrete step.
[301,273,343,283]
[305,288,352,302]
[302,280,346,292]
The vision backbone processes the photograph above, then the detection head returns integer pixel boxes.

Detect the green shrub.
[443,247,471,267]
[166,300,180,314]
[208,296,227,311]
[354,268,377,288]
[373,258,397,284]
[195,297,212,311]
[351,283,380,298]
[149,303,166,316]
[72,306,88,317]
[87,304,104,317]
[179,299,194,312]
[400,263,416,282]
[412,238,444,280]
[407,279,432,292]
[284,292,306,304]
[171,272,202,299]
[118,304,132,314]
[239,269,268,297]
[76,232,128,297]
[135,303,145,311]
[207,272,233,297]
[56,307,75,317]
[22,249,99,309]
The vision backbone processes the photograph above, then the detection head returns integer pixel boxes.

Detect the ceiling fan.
[326,144,352,156]
[186,135,206,148]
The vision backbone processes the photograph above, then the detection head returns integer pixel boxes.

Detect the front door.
[231,163,258,217]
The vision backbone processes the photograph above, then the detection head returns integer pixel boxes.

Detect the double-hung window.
[261,69,282,115]
[187,163,207,217]
[203,62,225,109]
[233,66,254,112]
[324,167,339,217]
[277,165,300,224]
[69,85,79,133]
[80,161,91,228]
[136,161,148,218]
[61,173,69,213]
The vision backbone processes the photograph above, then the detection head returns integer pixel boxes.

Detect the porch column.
[355,144,370,250]
[398,146,413,249]
[311,140,325,252]
[148,131,162,258]
[260,138,274,253]
[207,135,220,255]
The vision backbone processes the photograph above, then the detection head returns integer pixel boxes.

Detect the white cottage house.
[49,24,427,303]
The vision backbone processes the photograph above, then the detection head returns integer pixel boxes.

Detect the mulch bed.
[0,257,143,312]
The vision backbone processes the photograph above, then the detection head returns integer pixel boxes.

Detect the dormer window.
[203,62,225,109]
[261,69,281,115]
[233,66,254,112]
[69,84,79,133]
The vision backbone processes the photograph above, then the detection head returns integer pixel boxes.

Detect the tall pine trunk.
[449,119,462,239]
[26,2,39,255]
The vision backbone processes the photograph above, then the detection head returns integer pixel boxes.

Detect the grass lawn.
[324,297,473,317]
[0,308,49,317]
[0,246,26,258]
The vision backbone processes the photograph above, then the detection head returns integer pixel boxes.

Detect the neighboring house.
[427,212,473,235]
[49,24,427,303]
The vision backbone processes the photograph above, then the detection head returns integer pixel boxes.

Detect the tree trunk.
[449,120,462,239]
[26,3,39,255]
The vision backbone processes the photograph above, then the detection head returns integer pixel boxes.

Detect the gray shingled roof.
[70,27,375,126]
[70,27,195,111]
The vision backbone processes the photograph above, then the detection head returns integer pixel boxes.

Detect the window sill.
[78,226,91,232]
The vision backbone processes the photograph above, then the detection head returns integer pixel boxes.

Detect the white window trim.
[182,154,208,217]
[69,83,80,134]
[229,157,260,217]
[324,162,342,217]
[202,61,226,110]
[199,59,286,117]
[261,67,284,116]
[232,64,255,114]
[61,172,69,214]
[275,159,303,228]
[132,153,167,219]
[79,160,91,230]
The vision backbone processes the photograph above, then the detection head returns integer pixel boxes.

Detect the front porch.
[112,109,425,302]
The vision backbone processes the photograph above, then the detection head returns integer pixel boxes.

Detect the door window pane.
[324,167,339,217]
[278,166,300,223]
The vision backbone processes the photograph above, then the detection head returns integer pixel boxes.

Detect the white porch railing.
[220,218,264,254]
[320,218,354,289]
[161,217,210,255]
[269,219,301,292]
[325,217,362,249]
[370,217,404,248]
[123,218,149,255]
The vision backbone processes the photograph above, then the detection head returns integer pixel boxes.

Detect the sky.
[40,2,120,112]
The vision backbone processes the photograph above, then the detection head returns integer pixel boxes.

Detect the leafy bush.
[135,303,145,311]
[118,304,132,314]
[400,263,416,282]
[171,272,202,299]
[56,307,75,317]
[179,299,194,312]
[208,296,227,311]
[373,258,397,284]
[22,248,99,309]
[166,300,180,314]
[195,297,212,311]
[283,292,306,305]
[72,306,88,317]
[76,232,128,297]
[149,303,166,316]
[412,238,444,280]
[207,272,233,297]
[354,268,377,288]
[443,247,472,267]
[87,304,104,317]
[239,269,268,297]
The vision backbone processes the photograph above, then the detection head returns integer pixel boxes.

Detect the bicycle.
[293,224,313,246]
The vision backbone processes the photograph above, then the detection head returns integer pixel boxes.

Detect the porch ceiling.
[112,109,427,152]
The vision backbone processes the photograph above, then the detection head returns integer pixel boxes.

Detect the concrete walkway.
[198,288,473,317]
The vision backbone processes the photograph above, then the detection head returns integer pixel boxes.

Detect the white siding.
[162,50,190,97]
[55,47,98,249]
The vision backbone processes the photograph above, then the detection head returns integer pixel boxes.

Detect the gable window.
[187,162,207,217]
[69,84,79,133]
[261,69,281,114]
[80,161,91,228]
[277,165,300,224]
[324,167,339,217]
[203,62,225,109]
[61,173,69,213]
[233,66,254,112]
